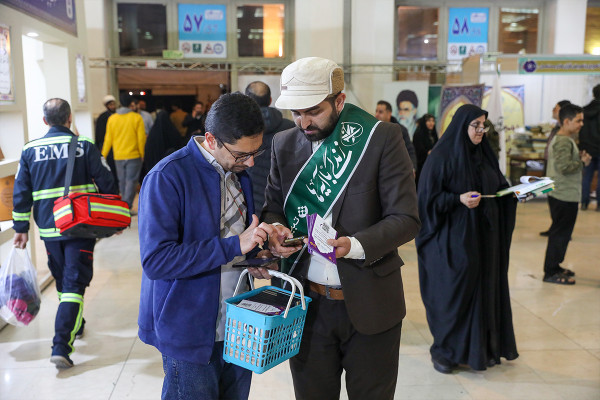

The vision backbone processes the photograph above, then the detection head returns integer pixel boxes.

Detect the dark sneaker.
[581,203,588,211]
[75,318,85,340]
[50,354,74,368]
[539,230,550,237]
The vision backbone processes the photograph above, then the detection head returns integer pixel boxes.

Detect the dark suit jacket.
[263,120,420,335]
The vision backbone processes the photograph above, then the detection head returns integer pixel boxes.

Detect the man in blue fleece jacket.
[138,93,284,399]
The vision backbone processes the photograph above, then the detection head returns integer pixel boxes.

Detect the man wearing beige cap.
[262,57,420,399]
[95,94,118,185]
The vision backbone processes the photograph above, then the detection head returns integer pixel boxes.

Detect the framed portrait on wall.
[382,81,429,140]
[0,24,15,103]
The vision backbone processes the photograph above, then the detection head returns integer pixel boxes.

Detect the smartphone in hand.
[282,235,307,247]
[232,257,280,268]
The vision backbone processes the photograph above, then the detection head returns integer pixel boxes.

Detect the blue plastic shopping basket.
[223,269,311,374]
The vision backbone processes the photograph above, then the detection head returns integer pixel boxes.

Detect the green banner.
[519,57,600,74]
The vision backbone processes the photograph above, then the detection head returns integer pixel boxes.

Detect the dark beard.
[301,109,339,142]
[303,129,332,142]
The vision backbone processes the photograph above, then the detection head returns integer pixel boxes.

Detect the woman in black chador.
[140,109,183,182]
[416,104,518,374]
[412,113,438,184]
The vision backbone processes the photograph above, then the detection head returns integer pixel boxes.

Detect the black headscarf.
[414,113,438,139]
[435,105,490,187]
[413,113,439,182]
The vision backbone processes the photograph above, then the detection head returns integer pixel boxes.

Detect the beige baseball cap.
[275,57,344,110]
[103,95,116,105]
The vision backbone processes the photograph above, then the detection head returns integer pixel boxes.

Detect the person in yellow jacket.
[102,94,146,212]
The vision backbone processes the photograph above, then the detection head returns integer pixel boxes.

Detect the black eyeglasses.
[217,139,265,162]
[468,123,490,133]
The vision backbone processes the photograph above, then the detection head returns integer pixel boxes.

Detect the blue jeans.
[581,155,600,206]
[161,342,251,400]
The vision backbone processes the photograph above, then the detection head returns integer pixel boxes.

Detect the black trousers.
[543,196,578,277]
[45,238,95,356]
[289,290,402,400]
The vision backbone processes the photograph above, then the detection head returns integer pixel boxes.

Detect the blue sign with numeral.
[178,4,226,41]
[178,4,227,58]
[447,7,489,60]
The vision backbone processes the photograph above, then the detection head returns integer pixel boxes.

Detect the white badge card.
[307,213,338,264]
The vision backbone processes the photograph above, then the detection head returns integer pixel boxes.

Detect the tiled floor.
[1,199,599,400]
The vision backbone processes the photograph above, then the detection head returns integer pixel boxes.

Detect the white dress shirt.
[305,140,365,287]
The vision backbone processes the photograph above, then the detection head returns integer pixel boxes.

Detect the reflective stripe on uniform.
[12,211,31,221]
[60,293,84,352]
[22,136,94,151]
[32,184,97,201]
[60,293,83,304]
[39,227,62,238]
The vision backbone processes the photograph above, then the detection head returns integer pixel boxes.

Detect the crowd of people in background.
[83,78,598,386]
[92,84,599,290]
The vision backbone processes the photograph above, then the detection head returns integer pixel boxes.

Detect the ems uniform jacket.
[262,121,420,335]
[12,126,117,241]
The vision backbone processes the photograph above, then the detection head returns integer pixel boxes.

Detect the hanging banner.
[178,4,227,59]
[0,24,14,102]
[0,0,77,36]
[447,7,489,61]
[482,85,525,130]
[439,84,485,135]
[519,57,600,74]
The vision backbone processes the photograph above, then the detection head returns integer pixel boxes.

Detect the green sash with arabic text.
[284,103,379,235]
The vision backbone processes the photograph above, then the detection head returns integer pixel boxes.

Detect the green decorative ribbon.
[284,103,379,235]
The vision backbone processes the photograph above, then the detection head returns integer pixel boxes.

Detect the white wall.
[552,0,587,54]
[543,0,557,54]
[294,0,345,62]
[22,36,48,141]
[22,38,74,141]
[292,0,398,113]
[0,112,25,159]
[84,0,113,121]
[43,43,72,102]
[349,0,396,113]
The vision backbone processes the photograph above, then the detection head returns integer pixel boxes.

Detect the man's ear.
[42,117,49,126]
[204,132,217,150]
[335,93,346,113]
